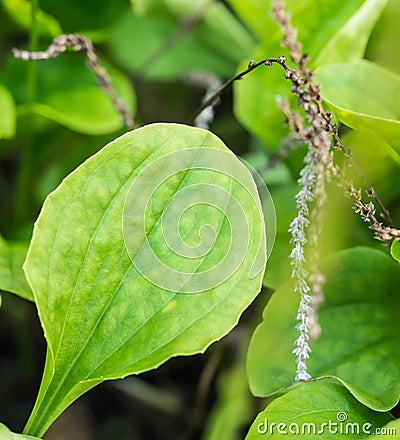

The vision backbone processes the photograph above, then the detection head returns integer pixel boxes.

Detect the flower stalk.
[271,0,336,381]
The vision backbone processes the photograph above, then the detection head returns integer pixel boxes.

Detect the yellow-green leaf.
[23,123,266,436]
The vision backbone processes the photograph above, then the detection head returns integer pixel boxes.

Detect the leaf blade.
[0,83,16,139]
[24,123,266,436]
[245,379,393,439]
[391,240,400,262]
[247,247,400,411]
[315,0,389,66]
[0,235,32,301]
[315,61,400,148]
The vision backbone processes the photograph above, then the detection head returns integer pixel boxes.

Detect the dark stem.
[190,56,290,123]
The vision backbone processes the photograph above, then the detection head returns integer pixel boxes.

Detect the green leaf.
[245,379,393,439]
[225,0,273,41]
[366,0,400,75]
[0,235,33,301]
[23,123,266,436]
[108,2,255,80]
[130,0,256,63]
[315,61,400,148]
[5,55,135,135]
[315,0,389,66]
[110,12,232,79]
[0,83,16,139]
[391,240,400,262]
[231,0,386,149]
[0,0,61,37]
[247,247,400,411]
[0,424,41,440]
[341,129,400,203]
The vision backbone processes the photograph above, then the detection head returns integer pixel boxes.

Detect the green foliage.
[0,0,399,438]
[1,0,61,37]
[245,379,393,439]
[2,56,135,135]
[367,0,400,74]
[38,0,127,36]
[314,0,389,65]
[247,247,400,411]
[0,83,16,139]
[108,0,255,80]
[341,129,400,202]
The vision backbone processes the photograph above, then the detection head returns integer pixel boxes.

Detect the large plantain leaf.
[23,123,266,436]
[245,379,393,439]
[316,60,400,149]
[247,247,400,411]
[229,0,387,149]
[0,235,32,301]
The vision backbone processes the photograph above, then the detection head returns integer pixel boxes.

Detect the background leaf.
[315,0,389,66]
[38,0,127,36]
[340,129,400,226]
[315,61,400,149]
[2,55,135,135]
[0,0,61,37]
[245,379,393,439]
[0,83,16,139]
[108,1,255,80]
[0,235,32,301]
[23,123,266,436]
[390,240,400,262]
[247,247,400,411]
[366,0,400,75]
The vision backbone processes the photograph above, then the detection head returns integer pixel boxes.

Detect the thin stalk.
[189,57,290,124]
[14,0,39,224]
